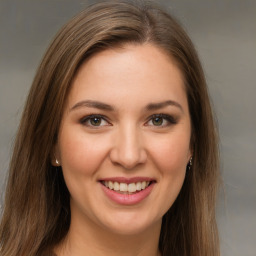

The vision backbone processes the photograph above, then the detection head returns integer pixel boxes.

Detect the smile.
[102,181,151,194]
[99,178,156,205]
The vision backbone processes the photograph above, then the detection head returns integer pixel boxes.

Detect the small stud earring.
[187,156,192,170]
[56,159,60,165]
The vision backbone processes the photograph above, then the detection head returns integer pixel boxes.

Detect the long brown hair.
[0,1,220,255]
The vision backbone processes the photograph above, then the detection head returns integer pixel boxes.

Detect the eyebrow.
[70,100,183,112]
[145,100,183,112]
[70,100,115,111]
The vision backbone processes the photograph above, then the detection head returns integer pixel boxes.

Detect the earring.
[55,159,60,165]
[187,156,192,170]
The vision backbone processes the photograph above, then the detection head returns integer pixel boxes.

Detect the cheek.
[59,129,110,177]
[147,133,190,175]
[143,134,190,218]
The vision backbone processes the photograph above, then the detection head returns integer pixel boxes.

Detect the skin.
[53,43,192,256]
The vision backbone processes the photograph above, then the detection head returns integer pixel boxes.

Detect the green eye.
[80,115,109,127]
[90,117,102,126]
[152,117,163,126]
[146,114,178,127]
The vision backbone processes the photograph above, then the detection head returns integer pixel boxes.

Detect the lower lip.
[100,182,155,205]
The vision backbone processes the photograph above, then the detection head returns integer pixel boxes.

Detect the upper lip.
[99,177,156,183]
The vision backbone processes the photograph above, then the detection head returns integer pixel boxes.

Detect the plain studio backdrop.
[0,0,255,255]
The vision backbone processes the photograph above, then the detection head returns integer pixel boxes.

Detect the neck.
[55,213,162,256]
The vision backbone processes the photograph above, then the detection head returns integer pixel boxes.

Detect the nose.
[109,125,147,169]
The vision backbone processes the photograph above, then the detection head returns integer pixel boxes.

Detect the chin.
[99,211,161,236]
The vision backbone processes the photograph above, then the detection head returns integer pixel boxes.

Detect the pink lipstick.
[99,177,155,205]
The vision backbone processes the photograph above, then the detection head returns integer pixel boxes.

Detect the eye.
[151,116,164,126]
[80,115,110,127]
[146,114,177,127]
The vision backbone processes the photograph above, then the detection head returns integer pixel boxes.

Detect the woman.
[0,1,220,255]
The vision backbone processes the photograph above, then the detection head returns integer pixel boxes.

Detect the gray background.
[0,0,255,255]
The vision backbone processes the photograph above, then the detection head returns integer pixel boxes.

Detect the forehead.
[67,43,187,111]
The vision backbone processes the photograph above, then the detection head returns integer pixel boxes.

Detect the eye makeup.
[79,112,179,129]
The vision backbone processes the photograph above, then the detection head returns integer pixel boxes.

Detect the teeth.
[136,182,142,191]
[141,181,146,189]
[103,180,151,193]
[108,181,114,190]
[119,183,127,192]
[113,182,119,191]
[128,183,136,193]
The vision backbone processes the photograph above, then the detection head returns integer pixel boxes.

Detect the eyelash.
[80,114,110,127]
[146,114,178,127]
[80,113,178,128]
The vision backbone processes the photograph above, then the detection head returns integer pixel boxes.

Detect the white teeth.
[141,181,146,189]
[136,182,142,191]
[113,182,119,191]
[128,183,136,193]
[119,183,127,192]
[108,181,114,190]
[103,180,151,193]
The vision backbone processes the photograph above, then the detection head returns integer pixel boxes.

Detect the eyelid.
[79,113,178,128]
[145,113,178,127]
[80,114,111,127]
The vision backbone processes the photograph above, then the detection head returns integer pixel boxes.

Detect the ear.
[51,145,61,166]
[186,147,193,163]
[188,136,194,162]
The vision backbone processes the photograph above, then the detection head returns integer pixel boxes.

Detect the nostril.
[109,143,147,169]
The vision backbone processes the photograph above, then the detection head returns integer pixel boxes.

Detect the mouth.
[100,180,154,195]
[99,177,156,205]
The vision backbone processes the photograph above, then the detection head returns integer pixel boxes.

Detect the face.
[54,44,192,236]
